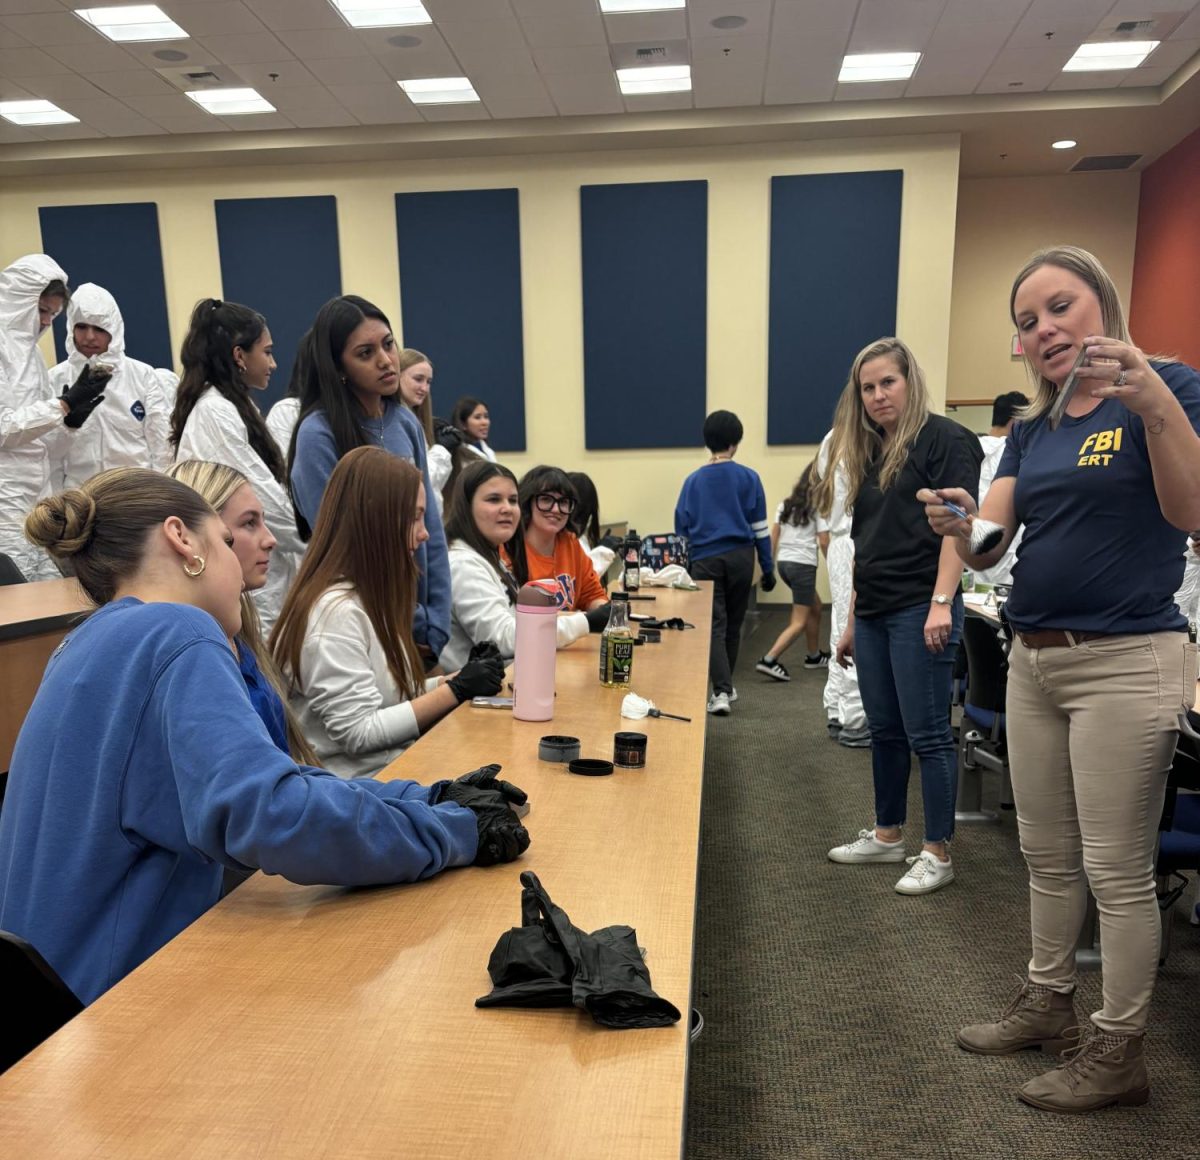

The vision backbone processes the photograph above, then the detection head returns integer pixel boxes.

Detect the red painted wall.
[1130,125,1200,367]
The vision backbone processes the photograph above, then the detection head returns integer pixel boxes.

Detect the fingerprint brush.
[941,499,1006,555]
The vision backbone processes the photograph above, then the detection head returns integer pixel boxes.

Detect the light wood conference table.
[0,584,713,1159]
[0,577,90,772]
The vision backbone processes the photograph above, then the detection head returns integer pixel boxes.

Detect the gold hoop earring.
[183,554,206,578]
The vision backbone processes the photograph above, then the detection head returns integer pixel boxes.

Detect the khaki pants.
[1007,632,1197,1034]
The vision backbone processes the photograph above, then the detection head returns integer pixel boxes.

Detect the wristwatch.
[931,594,952,606]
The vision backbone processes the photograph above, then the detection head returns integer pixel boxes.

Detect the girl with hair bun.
[0,467,512,1008]
[171,298,304,633]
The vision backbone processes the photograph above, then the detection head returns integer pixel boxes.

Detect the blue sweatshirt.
[237,638,289,753]
[0,599,478,1005]
[290,401,451,658]
[674,460,773,573]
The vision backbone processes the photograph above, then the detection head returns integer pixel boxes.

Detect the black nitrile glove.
[435,424,464,452]
[598,534,622,553]
[62,393,105,429]
[447,650,505,703]
[62,364,112,411]
[467,640,504,666]
[761,571,777,593]
[437,763,527,808]
[584,604,611,633]
[438,772,530,866]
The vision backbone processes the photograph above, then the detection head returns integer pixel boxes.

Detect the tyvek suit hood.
[64,283,125,374]
[0,254,69,580]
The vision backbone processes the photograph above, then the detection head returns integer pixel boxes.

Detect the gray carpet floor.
[685,610,1200,1160]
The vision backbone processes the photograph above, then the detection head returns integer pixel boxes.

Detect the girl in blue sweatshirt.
[0,468,524,1006]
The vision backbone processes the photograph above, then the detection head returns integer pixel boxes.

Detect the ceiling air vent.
[1114,20,1156,36]
[635,46,667,59]
[1070,153,1142,172]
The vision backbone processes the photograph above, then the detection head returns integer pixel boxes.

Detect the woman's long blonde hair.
[822,337,931,512]
[1009,245,1134,421]
[167,459,318,766]
[397,347,434,443]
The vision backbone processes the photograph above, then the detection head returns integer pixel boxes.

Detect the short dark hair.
[703,410,743,452]
[991,390,1029,428]
[508,465,578,588]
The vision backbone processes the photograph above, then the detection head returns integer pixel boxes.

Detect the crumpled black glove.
[584,604,611,633]
[435,764,530,866]
[467,639,504,666]
[434,422,464,452]
[62,393,105,429]
[598,534,622,553]
[62,363,112,410]
[447,648,505,703]
[760,571,777,593]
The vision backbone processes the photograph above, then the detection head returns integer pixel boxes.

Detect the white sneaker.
[707,692,731,716]
[729,687,738,703]
[894,851,955,895]
[827,828,907,864]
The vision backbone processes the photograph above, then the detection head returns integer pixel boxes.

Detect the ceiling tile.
[44,41,139,72]
[604,10,688,44]
[0,121,38,142]
[834,78,910,101]
[112,40,214,69]
[925,17,1022,53]
[158,2,267,37]
[0,78,35,100]
[482,92,557,118]
[0,25,27,49]
[424,0,508,16]
[976,46,1077,93]
[276,27,368,58]
[511,0,598,19]
[692,31,768,65]
[0,46,76,76]
[306,55,393,85]
[193,32,292,64]
[848,0,945,54]
[1119,64,1182,86]
[144,114,221,133]
[417,102,491,121]
[0,11,104,46]
[1174,6,1200,39]
[288,106,360,127]
[453,43,541,80]
[370,44,463,80]
[693,81,765,108]
[905,51,1000,98]
[517,16,607,49]
[244,0,346,31]
[326,81,423,120]
[473,72,551,100]
[438,18,529,52]
[122,92,215,119]
[532,42,613,75]
[1136,38,1200,72]
[33,122,106,140]
[222,111,296,131]
[771,0,857,40]
[261,83,345,110]
[543,71,623,115]
[87,70,179,98]
[20,73,110,101]
[0,0,61,14]
[1047,68,1134,89]
[232,59,323,89]
[687,0,772,37]
[348,103,423,124]
[622,90,693,113]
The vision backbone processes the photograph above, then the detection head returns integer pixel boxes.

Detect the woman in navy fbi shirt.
[924,245,1200,1114]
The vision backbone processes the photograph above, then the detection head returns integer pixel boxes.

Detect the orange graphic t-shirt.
[503,532,605,611]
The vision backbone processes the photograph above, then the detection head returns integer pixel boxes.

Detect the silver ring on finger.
[1115,368,1127,387]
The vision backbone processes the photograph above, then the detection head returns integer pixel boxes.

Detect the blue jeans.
[854,598,964,844]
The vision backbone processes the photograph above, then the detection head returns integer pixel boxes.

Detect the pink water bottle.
[513,580,559,721]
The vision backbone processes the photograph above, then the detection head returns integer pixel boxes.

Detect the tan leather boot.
[956,978,1078,1056]
[1018,1024,1149,1113]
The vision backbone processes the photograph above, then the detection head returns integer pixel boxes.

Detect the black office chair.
[0,930,83,1074]
[955,614,1013,824]
[1156,711,1200,964]
[0,552,27,586]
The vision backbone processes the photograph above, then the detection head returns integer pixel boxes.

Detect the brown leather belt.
[1016,629,1111,649]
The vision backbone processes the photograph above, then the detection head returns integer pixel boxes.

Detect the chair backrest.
[0,930,83,1074]
[962,615,1008,714]
[0,553,27,586]
[640,533,689,572]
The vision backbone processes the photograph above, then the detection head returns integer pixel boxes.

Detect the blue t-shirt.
[291,400,451,657]
[237,639,289,754]
[674,460,773,574]
[0,598,477,1005]
[996,361,1200,634]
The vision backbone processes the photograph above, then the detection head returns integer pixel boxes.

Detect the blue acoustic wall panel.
[38,202,173,370]
[581,180,707,450]
[767,170,903,445]
[395,188,526,452]
[215,195,342,411]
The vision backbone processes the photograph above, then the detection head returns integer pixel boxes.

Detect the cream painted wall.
[0,132,962,607]
[946,171,1141,408]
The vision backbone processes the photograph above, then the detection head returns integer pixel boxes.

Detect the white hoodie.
[0,254,69,579]
[47,283,176,489]
[442,538,588,671]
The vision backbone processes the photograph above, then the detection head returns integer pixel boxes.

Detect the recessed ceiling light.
[331,1,432,29]
[1063,40,1158,71]
[0,99,79,126]
[186,87,276,115]
[839,52,921,83]
[711,16,747,30]
[75,6,187,43]
[1052,139,1077,150]
[616,64,691,94]
[398,77,480,105]
[600,1,686,12]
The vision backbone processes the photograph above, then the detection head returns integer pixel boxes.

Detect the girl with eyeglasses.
[505,465,607,613]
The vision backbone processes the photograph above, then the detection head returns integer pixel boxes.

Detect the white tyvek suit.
[46,284,175,489]
[265,395,300,459]
[1174,540,1200,631]
[176,387,305,634]
[0,254,70,579]
[970,433,1022,587]
[816,430,865,731]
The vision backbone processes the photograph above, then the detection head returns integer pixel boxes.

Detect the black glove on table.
[435,765,529,866]
[584,604,611,633]
[447,650,505,703]
[760,571,777,593]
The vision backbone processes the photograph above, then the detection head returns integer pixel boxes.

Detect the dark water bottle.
[623,529,641,592]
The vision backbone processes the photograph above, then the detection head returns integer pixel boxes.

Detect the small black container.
[613,731,648,769]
